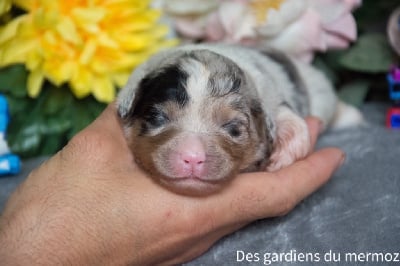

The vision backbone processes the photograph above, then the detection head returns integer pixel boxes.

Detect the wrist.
[0,202,100,265]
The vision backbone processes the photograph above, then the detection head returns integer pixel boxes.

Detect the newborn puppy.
[117,44,361,195]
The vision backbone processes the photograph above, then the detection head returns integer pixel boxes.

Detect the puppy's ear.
[117,69,144,120]
[239,99,274,172]
[266,105,311,172]
[249,99,267,139]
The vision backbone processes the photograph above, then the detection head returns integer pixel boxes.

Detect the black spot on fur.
[262,50,306,94]
[125,65,189,130]
[249,99,264,117]
[261,49,309,116]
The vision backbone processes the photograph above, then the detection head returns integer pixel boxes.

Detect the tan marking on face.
[121,52,274,194]
[123,90,272,195]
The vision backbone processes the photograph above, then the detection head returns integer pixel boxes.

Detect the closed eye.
[222,119,246,138]
[144,107,170,128]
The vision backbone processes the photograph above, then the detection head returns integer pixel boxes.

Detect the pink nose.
[178,146,206,177]
[181,152,205,167]
[172,134,207,178]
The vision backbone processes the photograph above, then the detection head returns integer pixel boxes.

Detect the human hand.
[0,104,344,265]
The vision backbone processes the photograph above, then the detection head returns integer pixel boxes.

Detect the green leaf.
[4,94,32,116]
[339,33,394,73]
[338,80,370,108]
[87,98,107,117]
[4,79,108,157]
[8,117,42,157]
[0,64,28,97]
[39,116,71,135]
[66,100,96,139]
[39,134,66,155]
[42,86,73,115]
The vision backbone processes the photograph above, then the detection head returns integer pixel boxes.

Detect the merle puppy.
[117,44,361,195]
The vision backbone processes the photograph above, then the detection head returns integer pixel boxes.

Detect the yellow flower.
[0,0,11,16]
[249,0,285,24]
[0,0,177,102]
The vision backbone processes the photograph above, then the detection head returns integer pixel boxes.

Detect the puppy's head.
[118,49,273,195]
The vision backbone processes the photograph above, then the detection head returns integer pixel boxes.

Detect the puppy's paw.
[266,107,311,172]
[331,101,365,129]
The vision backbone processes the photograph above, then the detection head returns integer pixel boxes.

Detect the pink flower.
[161,0,362,62]
[158,0,220,39]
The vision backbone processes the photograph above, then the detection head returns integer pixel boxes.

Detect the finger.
[305,116,323,150]
[212,147,345,225]
[168,221,248,265]
[273,147,344,214]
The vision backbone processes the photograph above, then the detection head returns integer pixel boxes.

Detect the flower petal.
[71,7,106,34]
[56,17,82,44]
[163,0,218,15]
[91,76,115,103]
[205,12,226,41]
[1,0,176,102]
[257,0,307,36]
[323,13,357,42]
[218,1,256,42]
[174,17,208,39]
[262,9,326,62]
[27,70,44,98]
[0,0,11,16]
[12,0,37,11]
[26,51,42,70]
[79,39,97,65]
[71,67,92,98]
[45,60,75,86]
[0,16,25,45]
[1,39,37,65]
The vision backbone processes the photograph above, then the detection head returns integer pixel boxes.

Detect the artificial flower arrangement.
[0,0,397,158]
[157,0,361,62]
[0,0,177,157]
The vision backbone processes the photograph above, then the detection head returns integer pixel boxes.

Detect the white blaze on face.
[179,59,211,133]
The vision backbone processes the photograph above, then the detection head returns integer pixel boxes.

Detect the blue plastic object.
[0,94,20,176]
[387,73,400,101]
[0,95,9,133]
[0,154,20,175]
